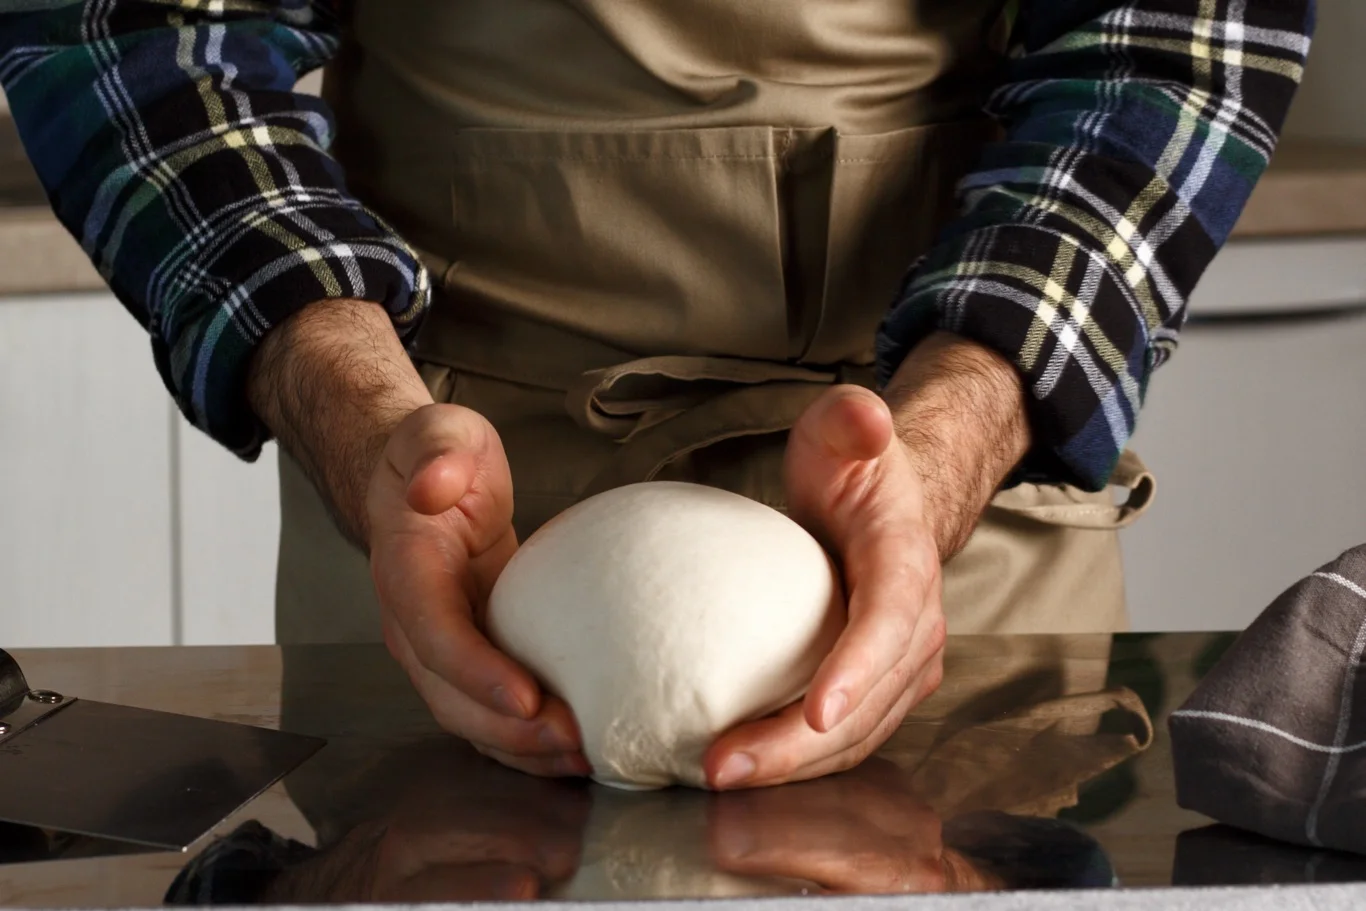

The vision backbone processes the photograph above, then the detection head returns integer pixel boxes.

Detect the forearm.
[882,332,1030,560]
[0,1,430,460]
[876,0,1313,491]
[247,299,434,550]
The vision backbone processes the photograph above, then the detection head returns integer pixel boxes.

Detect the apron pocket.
[446,127,792,362]
[990,450,1157,530]
[805,118,997,364]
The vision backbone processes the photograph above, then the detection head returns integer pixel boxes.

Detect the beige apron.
[276,0,1155,644]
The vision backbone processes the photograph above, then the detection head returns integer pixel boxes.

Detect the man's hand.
[263,742,591,903]
[709,758,985,893]
[703,384,945,788]
[248,299,587,777]
[369,405,589,777]
[704,332,1030,789]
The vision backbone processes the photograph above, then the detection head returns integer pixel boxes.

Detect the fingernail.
[539,722,578,752]
[714,753,756,789]
[492,685,529,719]
[821,690,849,731]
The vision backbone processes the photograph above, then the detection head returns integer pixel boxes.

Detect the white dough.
[486,481,845,790]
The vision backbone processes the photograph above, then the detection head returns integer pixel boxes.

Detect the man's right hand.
[246,299,586,778]
[367,404,589,778]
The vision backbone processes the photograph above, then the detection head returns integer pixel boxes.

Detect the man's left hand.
[703,384,947,789]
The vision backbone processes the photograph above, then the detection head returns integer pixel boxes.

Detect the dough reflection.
[165,747,1115,902]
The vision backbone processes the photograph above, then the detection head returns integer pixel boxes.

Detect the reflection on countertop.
[4,633,1363,908]
[161,748,1119,904]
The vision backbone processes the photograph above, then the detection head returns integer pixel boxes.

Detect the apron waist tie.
[567,354,1154,529]
[568,354,874,499]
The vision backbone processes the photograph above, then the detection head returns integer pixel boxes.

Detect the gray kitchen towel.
[1169,544,1366,854]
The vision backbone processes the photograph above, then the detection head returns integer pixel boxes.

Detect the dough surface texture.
[486,481,844,790]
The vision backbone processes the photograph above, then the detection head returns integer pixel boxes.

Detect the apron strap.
[566,356,838,441]
[570,355,1154,531]
[989,449,1157,530]
[571,352,846,499]
[572,355,880,499]
[578,381,824,500]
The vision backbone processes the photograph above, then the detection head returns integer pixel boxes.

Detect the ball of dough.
[486,481,845,790]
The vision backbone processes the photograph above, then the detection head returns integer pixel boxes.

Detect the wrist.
[882,332,1030,559]
[247,298,434,549]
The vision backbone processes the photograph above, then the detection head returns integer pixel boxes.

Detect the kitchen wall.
[1119,0,1366,629]
[1,5,1363,646]
[1283,0,1366,143]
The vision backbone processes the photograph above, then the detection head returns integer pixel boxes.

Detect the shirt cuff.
[875,223,1159,492]
[143,220,431,461]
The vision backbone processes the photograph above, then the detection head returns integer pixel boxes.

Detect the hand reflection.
[179,745,1111,903]
[266,746,591,903]
[706,756,993,893]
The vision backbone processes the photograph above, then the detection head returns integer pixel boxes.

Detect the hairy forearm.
[882,332,1031,560]
[246,299,434,550]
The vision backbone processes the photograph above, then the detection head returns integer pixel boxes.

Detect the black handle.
[0,648,30,715]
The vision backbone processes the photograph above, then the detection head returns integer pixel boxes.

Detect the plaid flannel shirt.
[0,0,1313,489]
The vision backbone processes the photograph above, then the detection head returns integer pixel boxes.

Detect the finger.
[706,650,913,789]
[391,783,587,880]
[709,781,946,895]
[792,386,893,464]
[377,537,541,720]
[386,616,582,754]
[805,534,943,733]
[383,405,510,521]
[780,658,943,787]
[712,823,932,894]
[707,649,942,790]
[710,767,935,841]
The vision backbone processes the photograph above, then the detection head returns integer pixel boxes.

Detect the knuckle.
[755,748,804,785]
[926,624,947,658]
[432,705,473,739]
[888,654,917,691]
[923,663,945,699]
[831,747,868,777]
[922,609,948,654]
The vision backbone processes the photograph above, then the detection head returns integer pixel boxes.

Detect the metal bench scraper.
[0,647,324,856]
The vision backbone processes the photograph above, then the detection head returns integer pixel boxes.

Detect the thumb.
[385,404,503,516]
[793,385,893,464]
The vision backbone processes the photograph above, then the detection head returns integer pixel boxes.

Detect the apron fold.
[275,0,1145,644]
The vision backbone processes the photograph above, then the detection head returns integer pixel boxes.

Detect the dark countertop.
[1,112,1364,299]
[2,632,1360,908]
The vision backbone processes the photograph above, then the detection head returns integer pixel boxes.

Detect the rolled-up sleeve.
[0,0,430,459]
[876,0,1315,490]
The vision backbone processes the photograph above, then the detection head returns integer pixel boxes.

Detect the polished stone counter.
[1,634,1363,907]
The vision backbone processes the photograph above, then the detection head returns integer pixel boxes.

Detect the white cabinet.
[1121,239,1366,631]
[0,293,174,646]
[0,291,280,648]
[175,426,279,645]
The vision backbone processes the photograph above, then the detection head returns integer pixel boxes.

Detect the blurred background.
[1,2,1364,647]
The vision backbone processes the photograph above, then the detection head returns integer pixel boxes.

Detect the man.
[0,0,1313,789]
